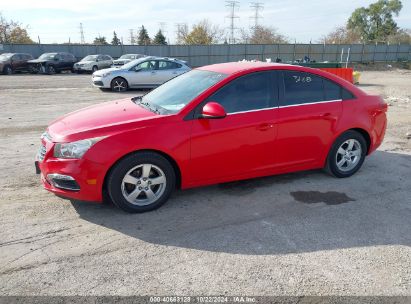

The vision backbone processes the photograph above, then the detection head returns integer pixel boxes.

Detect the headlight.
[53,137,106,159]
[102,72,111,77]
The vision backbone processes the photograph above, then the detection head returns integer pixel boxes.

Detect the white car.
[112,54,146,67]
[73,54,113,73]
[92,57,191,92]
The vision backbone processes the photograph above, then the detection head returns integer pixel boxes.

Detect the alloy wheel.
[121,164,167,206]
[113,79,127,92]
[335,139,362,172]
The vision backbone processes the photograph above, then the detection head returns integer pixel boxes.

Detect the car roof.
[197,62,292,74]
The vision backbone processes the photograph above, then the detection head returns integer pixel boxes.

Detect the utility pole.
[225,1,240,44]
[159,22,167,34]
[250,2,264,29]
[129,29,135,45]
[175,23,187,44]
[79,23,85,44]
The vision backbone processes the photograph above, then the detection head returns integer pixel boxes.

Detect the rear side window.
[282,71,353,106]
[206,72,274,114]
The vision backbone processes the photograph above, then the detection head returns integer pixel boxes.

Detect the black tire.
[3,65,12,75]
[111,77,128,92]
[325,130,367,178]
[92,65,98,73]
[29,66,38,74]
[107,152,176,213]
[46,65,56,75]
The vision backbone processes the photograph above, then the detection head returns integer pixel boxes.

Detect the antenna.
[129,29,135,45]
[225,1,240,44]
[250,2,264,29]
[79,23,85,44]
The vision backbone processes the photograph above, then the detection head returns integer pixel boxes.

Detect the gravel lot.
[0,70,410,296]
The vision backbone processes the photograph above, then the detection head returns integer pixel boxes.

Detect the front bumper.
[73,65,93,72]
[36,139,105,202]
[91,75,110,88]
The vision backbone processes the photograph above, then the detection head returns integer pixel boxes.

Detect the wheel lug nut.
[145,187,149,190]
[137,181,141,184]
[148,181,151,185]
[138,187,142,190]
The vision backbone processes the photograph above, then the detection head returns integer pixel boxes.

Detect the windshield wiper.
[132,97,160,114]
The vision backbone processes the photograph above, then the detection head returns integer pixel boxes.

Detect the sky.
[1,0,411,44]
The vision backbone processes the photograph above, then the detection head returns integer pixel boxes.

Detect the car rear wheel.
[325,130,367,178]
[107,152,176,213]
[111,77,128,92]
[3,65,12,75]
[92,65,98,73]
[47,65,56,75]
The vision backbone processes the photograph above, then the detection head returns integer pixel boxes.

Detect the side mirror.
[200,102,226,119]
[134,67,142,72]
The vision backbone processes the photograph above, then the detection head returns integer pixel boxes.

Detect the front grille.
[38,145,46,162]
[93,81,104,86]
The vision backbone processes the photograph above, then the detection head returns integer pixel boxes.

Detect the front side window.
[206,72,274,114]
[137,60,156,71]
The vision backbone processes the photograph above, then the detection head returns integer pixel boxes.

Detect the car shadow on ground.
[70,150,411,255]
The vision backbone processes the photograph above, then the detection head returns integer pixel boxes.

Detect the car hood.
[77,60,94,65]
[47,98,159,142]
[93,67,122,76]
[113,59,131,63]
[28,59,49,63]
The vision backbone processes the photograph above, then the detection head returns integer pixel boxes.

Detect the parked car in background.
[92,57,191,91]
[112,54,146,67]
[0,53,34,75]
[28,52,77,74]
[36,62,387,213]
[73,54,113,74]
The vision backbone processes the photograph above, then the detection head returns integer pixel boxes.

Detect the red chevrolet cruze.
[36,62,387,213]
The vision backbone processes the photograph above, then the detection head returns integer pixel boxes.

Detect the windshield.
[122,58,147,70]
[0,53,12,60]
[138,70,227,114]
[120,54,136,60]
[81,55,98,61]
[39,53,57,60]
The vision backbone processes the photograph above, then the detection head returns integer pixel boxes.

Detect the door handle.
[151,71,156,74]
[258,123,275,131]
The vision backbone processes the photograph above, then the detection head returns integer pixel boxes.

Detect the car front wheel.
[111,77,128,92]
[47,65,56,74]
[107,152,176,213]
[325,130,367,178]
[3,65,12,75]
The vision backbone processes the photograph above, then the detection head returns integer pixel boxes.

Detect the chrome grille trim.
[38,145,46,162]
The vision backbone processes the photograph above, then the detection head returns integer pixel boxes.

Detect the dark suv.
[27,52,77,74]
[0,53,34,75]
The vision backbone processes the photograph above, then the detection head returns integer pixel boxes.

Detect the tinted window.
[324,79,342,101]
[342,88,355,100]
[206,72,273,114]
[158,60,180,70]
[283,71,324,106]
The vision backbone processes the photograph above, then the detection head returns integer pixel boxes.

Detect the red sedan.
[36,62,387,213]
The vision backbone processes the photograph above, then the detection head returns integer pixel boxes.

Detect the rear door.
[156,60,183,83]
[276,70,343,168]
[12,54,24,71]
[189,71,279,183]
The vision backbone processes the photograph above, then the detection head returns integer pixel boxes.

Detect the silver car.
[112,54,146,67]
[92,57,191,92]
[73,54,113,73]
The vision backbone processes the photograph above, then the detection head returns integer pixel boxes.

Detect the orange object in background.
[319,68,354,83]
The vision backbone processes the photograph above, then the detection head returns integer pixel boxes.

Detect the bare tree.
[318,26,361,44]
[241,26,289,44]
[177,20,224,45]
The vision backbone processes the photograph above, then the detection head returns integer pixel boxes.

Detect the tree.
[0,13,33,44]
[111,31,121,45]
[319,26,362,44]
[153,29,167,45]
[179,20,223,45]
[347,0,403,42]
[138,25,151,45]
[93,36,108,45]
[242,26,289,44]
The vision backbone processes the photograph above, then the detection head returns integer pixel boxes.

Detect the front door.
[189,71,279,184]
[128,60,157,87]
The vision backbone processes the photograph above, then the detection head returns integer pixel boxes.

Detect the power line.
[225,0,240,44]
[250,2,264,29]
[79,23,85,44]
